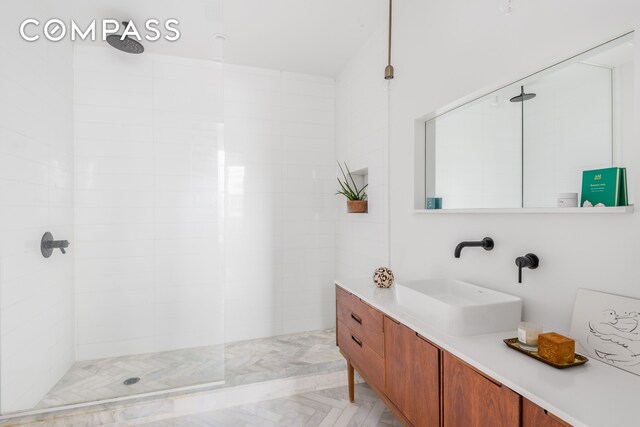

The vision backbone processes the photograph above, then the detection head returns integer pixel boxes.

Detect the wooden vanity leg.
[348,361,355,402]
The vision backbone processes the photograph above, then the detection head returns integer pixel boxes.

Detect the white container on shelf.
[557,192,578,207]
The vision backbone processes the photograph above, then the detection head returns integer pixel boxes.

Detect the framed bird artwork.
[570,289,640,376]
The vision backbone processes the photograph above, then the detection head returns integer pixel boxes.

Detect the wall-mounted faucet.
[41,232,70,258]
[515,253,539,284]
[454,237,494,258]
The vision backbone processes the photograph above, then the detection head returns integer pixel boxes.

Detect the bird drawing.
[600,309,638,333]
[587,309,640,367]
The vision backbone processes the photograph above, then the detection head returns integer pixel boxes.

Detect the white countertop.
[336,278,640,427]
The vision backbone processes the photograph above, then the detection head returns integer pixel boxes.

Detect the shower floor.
[37,329,343,410]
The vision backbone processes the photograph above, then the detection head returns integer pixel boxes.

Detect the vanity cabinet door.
[384,316,440,427]
[443,352,520,427]
[523,399,572,427]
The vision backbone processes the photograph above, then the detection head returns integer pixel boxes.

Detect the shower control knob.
[41,232,70,258]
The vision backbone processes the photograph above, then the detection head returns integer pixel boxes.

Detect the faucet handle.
[56,240,70,254]
[515,253,539,284]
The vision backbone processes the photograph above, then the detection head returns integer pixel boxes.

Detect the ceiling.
[68,0,387,77]
[222,0,387,76]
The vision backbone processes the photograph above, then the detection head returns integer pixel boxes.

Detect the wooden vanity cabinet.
[442,352,520,427]
[384,316,440,427]
[523,398,572,427]
[335,285,572,427]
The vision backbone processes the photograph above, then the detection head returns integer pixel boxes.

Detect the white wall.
[0,3,75,413]
[335,27,390,280]
[337,0,640,333]
[74,45,225,360]
[224,64,336,342]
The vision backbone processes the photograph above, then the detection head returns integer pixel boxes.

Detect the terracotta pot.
[347,200,368,213]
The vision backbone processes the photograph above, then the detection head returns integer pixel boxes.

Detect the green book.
[620,167,628,206]
[581,167,627,207]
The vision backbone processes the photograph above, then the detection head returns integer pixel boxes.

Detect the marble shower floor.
[142,384,403,427]
[37,329,344,410]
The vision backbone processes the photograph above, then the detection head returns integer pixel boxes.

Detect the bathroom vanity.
[335,279,639,427]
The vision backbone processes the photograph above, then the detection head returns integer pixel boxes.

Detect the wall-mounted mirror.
[420,33,634,210]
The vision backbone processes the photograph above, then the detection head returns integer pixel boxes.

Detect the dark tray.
[503,338,588,369]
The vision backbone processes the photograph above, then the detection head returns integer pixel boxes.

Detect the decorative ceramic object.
[373,267,394,288]
[347,200,368,213]
[570,289,640,376]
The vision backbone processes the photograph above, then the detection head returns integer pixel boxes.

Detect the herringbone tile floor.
[37,329,344,409]
[144,384,403,427]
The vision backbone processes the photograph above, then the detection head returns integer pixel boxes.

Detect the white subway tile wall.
[223,65,337,341]
[73,45,225,360]
[0,18,75,414]
[74,51,337,350]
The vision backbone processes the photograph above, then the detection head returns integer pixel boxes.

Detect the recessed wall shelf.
[414,205,634,215]
[350,167,368,186]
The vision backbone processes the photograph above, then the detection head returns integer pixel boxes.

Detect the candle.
[518,321,542,350]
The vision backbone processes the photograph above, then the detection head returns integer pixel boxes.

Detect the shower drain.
[123,377,140,386]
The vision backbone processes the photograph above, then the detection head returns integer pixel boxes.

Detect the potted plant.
[336,162,368,213]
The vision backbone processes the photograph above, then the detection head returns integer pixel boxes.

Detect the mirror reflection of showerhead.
[106,21,145,54]
[510,85,536,102]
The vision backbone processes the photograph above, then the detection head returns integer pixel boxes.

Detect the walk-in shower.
[0,1,226,415]
[1,0,339,417]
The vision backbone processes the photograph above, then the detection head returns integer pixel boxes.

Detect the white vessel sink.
[395,279,521,336]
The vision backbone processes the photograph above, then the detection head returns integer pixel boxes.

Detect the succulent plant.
[336,162,368,201]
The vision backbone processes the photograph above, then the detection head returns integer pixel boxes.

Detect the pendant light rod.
[387,0,392,64]
[384,0,395,80]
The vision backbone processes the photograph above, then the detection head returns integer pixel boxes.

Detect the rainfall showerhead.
[106,21,144,54]
[510,85,536,102]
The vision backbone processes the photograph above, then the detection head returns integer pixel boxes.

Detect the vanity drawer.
[336,286,384,356]
[337,319,384,392]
